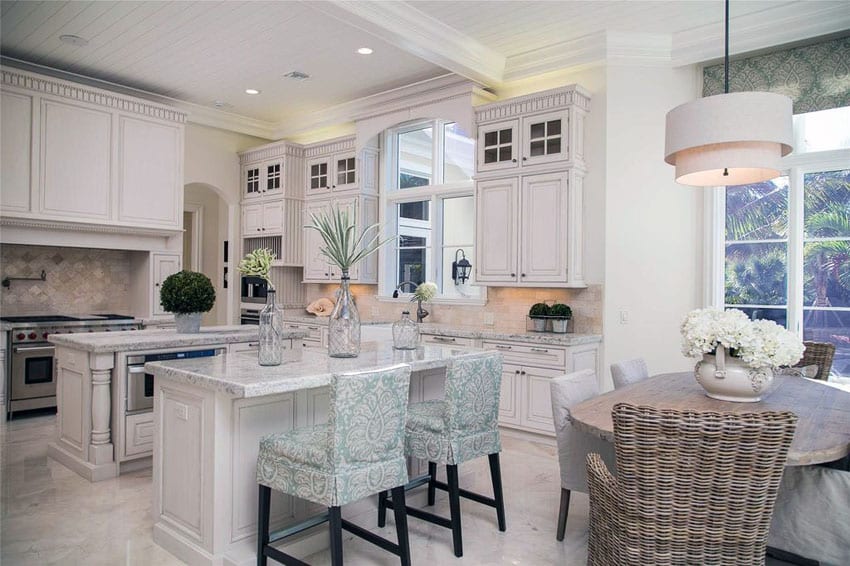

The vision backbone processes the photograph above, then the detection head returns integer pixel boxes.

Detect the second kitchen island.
[145,342,490,566]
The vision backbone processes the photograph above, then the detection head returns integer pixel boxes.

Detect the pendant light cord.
[724,0,730,94]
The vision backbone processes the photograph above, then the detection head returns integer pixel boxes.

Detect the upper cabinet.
[0,67,185,233]
[239,142,304,202]
[303,136,378,198]
[242,158,285,201]
[474,85,589,288]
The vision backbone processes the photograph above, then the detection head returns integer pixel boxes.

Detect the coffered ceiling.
[2,0,847,137]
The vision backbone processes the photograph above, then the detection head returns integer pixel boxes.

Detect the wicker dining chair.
[586,403,798,566]
[794,341,835,381]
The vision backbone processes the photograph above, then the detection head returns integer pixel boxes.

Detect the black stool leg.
[378,490,388,527]
[446,464,463,557]
[488,453,506,532]
[391,486,412,566]
[427,461,437,506]
[329,506,343,566]
[556,488,571,541]
[257,485,271,566]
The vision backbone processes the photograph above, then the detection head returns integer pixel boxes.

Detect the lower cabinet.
[124,412,154,458]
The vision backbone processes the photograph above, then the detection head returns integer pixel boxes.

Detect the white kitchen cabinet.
[1,67,185,233]
[521,110,569,167]
[243,163,261,199]
[241,199,283,236]
[332,153,357,191]
[124,412,155,458]
[307,153,360,195]
[476,172,574,286]
[243,159,284,201]
[117,115,182,228]
[40,99,112,221]
[306,157,331,196]
[521,366,561,434]
[0,90,32,213]
[499,364,521,426]
[477,119,519,173]
[152,253,181,316]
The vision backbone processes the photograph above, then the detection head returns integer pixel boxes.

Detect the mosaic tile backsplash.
[302,283,603,334]
[1,244,132,315]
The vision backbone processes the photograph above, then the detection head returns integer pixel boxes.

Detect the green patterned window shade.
[703,35,850,114]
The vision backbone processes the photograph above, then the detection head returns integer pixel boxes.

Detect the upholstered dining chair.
[586,403,798,566]
[610,358,649,389]
[794,341,835,381]
[378,351,505,558]
[549,370,615,542]
[256,364,413,566]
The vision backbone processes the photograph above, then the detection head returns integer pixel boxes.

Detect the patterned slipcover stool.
[256,364,412,566]
[378,351,506,558]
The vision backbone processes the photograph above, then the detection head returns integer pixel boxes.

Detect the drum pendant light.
[664,0,793,187]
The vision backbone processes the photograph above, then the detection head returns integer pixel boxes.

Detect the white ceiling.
[1,0,847,133]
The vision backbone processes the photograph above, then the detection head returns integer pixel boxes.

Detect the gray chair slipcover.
[610,358,649,389]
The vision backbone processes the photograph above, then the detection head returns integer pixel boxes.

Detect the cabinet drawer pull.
[530,347,549,353]
[495,345,512,350]
[288,324,300,328]
[307,326,319,330]
[432,336,456,343]
[247,343,259,348]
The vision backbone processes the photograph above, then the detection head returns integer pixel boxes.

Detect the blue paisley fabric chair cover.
[406,351,503,465]
[256,364,412,508]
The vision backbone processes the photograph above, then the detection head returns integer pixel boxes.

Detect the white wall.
[602,64,703,386]
[184,123,270,323]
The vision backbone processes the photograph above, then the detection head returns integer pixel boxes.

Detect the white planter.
[174,312,202,333]
[551,318,569,333]
[531,318,547,332]
[695,345,774,402]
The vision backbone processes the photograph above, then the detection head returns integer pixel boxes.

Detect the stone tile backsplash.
[302,284,603,334]
[0,244,131,315]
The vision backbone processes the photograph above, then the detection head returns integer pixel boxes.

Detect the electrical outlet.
[175,403,188,421]
[619,309,629,325]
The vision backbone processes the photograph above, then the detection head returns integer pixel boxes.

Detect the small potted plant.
[550,303,572,333]
[529,302,551,332]
[160,270,216,333]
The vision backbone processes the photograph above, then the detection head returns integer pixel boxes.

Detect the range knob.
[42,332,49,339]
[16,333,25,340]
[28,332,37,340]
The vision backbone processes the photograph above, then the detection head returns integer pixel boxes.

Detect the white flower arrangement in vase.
[681,308,804,402]
[412,281,437,323]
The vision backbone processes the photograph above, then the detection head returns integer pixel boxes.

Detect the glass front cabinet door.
[477,119,519,172]
[521,110,569,166]
[333,154,357,191]
[307,157,331,196]
[264,160,283,197]
[243,164,262,199]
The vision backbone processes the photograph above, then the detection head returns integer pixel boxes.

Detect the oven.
[125,348,225,414]
[241,276,268,304]
[10,341,56,410]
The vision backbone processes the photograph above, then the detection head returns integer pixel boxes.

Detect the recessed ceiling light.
[284,71,310,81]
[244,88,261,95]
[357,47,373,55]
[59,34,89,47]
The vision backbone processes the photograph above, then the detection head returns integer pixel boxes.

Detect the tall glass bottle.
[258,289,283,366]
[328,270,361,357]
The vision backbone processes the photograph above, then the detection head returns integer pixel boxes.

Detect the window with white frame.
[382,119,482,301]
[714,106,850,377]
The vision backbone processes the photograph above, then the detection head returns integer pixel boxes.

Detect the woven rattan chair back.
[587,403,798,566]
[795,341,835,381]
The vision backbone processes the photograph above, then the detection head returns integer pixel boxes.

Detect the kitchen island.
[145,342,487,566]
[47,326,307,482]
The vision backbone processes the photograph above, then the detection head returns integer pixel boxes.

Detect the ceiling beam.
[311,0,505,87]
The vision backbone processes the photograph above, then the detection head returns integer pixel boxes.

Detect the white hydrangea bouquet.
[681,308,804,368]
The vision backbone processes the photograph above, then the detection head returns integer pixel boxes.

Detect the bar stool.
[378,351,506,558]
[256,364,412,566]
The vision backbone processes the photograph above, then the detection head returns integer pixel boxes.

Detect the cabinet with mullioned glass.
[476,110,570,172]
[243,158,284,200]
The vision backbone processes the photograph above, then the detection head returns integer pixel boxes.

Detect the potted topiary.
[160,270,216,333]
[529,302,551,332]
[550,303,572,333]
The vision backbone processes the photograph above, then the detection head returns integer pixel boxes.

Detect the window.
[715,106,850,377]
[382,119,483,301]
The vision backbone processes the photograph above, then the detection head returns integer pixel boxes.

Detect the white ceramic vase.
[695,345,774,402]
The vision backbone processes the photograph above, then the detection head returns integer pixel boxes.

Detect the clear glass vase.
[258,289,283,366]
[328,270,360,358]
[392,310,419,350]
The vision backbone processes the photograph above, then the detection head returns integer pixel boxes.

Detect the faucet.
[392,281,429,323]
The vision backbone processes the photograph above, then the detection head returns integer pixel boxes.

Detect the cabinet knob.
[510,273,516,277]
[521,370,527,375]
[332,185,336,188]
[522,157,527,161]
[512,158,517,163]
[325,273,329,277]
[155,283,160,287]
[257,228,261,231]
[514,370,520,374]
[262,227,266,231]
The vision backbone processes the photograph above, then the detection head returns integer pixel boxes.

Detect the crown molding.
[0,57,277,139]
[671,2,850,66]
[272,74,491,139]
[0,215,182,237]
[303,135,356,158]
[313,0,505,86]
[475,84,592,123]
[238,140,305,164]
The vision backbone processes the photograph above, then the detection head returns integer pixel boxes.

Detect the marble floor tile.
[1,415,795,565]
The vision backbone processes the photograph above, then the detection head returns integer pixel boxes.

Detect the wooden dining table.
[569,372,850,466]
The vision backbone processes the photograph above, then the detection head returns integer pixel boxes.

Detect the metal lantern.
[451,249,472,285]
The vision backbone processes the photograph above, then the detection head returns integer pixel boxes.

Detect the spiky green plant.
[307,205,394,272]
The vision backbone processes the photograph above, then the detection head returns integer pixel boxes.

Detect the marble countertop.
[49,325,307,354]
[146,341,486,398]
[417,324,602,346]
[0,317,141,331]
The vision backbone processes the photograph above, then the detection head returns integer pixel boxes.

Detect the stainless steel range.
[3,314,142,418]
